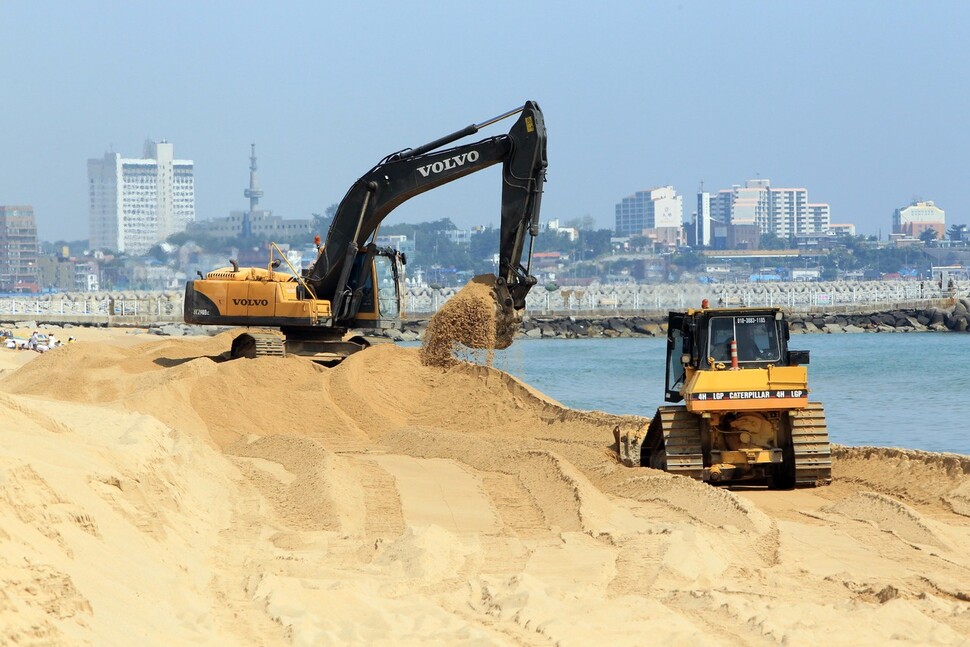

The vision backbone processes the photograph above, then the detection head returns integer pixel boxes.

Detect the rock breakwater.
[382,297,970,342]
[7,298,970,342]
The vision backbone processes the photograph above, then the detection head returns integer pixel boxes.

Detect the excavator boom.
[309,100,546,321]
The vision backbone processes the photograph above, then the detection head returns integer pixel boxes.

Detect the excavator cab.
[373,251,404,319]
[346,246,406,323]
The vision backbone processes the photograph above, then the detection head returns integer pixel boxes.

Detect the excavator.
[184,100,547,363]
[615,303,832,489]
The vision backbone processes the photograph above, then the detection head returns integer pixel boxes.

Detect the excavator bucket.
[421,274,524,366]
[491,276,521,350]
[449,274,523,351]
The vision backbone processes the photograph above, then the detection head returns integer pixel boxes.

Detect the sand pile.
[420,274,517,367]
[1,331,970,645]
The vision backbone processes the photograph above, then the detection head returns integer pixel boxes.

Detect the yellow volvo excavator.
[616,303,832,489]
[184,101,547,362]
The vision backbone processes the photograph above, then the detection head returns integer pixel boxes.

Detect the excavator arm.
[308,100,547,322]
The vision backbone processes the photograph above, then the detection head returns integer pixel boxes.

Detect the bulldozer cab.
[707,314,781,364]
[663,307,801,403]
[664,312,690,402]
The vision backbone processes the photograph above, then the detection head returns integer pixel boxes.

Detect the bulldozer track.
[789,402,832,486]
[648,407,704,479]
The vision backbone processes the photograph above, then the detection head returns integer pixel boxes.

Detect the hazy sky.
[2,1,969,242]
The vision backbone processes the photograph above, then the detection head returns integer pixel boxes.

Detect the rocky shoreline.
[7,298,970,341]
[382,297,970,342]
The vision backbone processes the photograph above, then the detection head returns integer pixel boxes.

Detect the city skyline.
[2,2,969,242]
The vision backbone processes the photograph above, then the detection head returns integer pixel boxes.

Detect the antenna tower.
[243,143,263,238]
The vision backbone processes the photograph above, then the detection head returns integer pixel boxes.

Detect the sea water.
[482,333,970,456]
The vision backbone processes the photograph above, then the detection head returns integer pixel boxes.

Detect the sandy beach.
[2,327,970,645]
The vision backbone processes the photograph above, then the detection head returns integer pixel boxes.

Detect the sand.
[420,275,517,367]
[2,329,970,645]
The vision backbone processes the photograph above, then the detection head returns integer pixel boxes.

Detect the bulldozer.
[616,303,832,489]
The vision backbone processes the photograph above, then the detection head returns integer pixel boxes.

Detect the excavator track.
[252,333,285,357]
[231,331,285,359]
[644,406,704,479]
[789,402,832,486]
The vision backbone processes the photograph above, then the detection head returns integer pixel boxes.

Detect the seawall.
[1,285,968,340]
[378,297,970,342]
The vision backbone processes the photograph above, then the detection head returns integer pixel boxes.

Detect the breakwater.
[1,283,968,339]
[383,297,970,342]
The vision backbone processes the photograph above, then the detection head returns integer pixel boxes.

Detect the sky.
[2,1,969,243]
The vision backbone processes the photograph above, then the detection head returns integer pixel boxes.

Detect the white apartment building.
[731,178,771,230]
[375,234,416,256]
[806,203,831,234]
[826,223,856,237]
[709,179,829,238]
[545,218,579,242]
[769,187,807,237]
[614,186,683,236]
[88,140,195,255]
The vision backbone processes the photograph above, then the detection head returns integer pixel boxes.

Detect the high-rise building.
[88,140,195,255]
[614,186,683,236]
[708,179,829,238]
[0,205,40,292]
[805,203,831,234]
[695,190,713,246]
[768,187,807,237]
[731,178,772,230]
[893,200,945,239]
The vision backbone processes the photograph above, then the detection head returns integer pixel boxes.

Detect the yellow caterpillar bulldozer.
[616,303,832,489]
